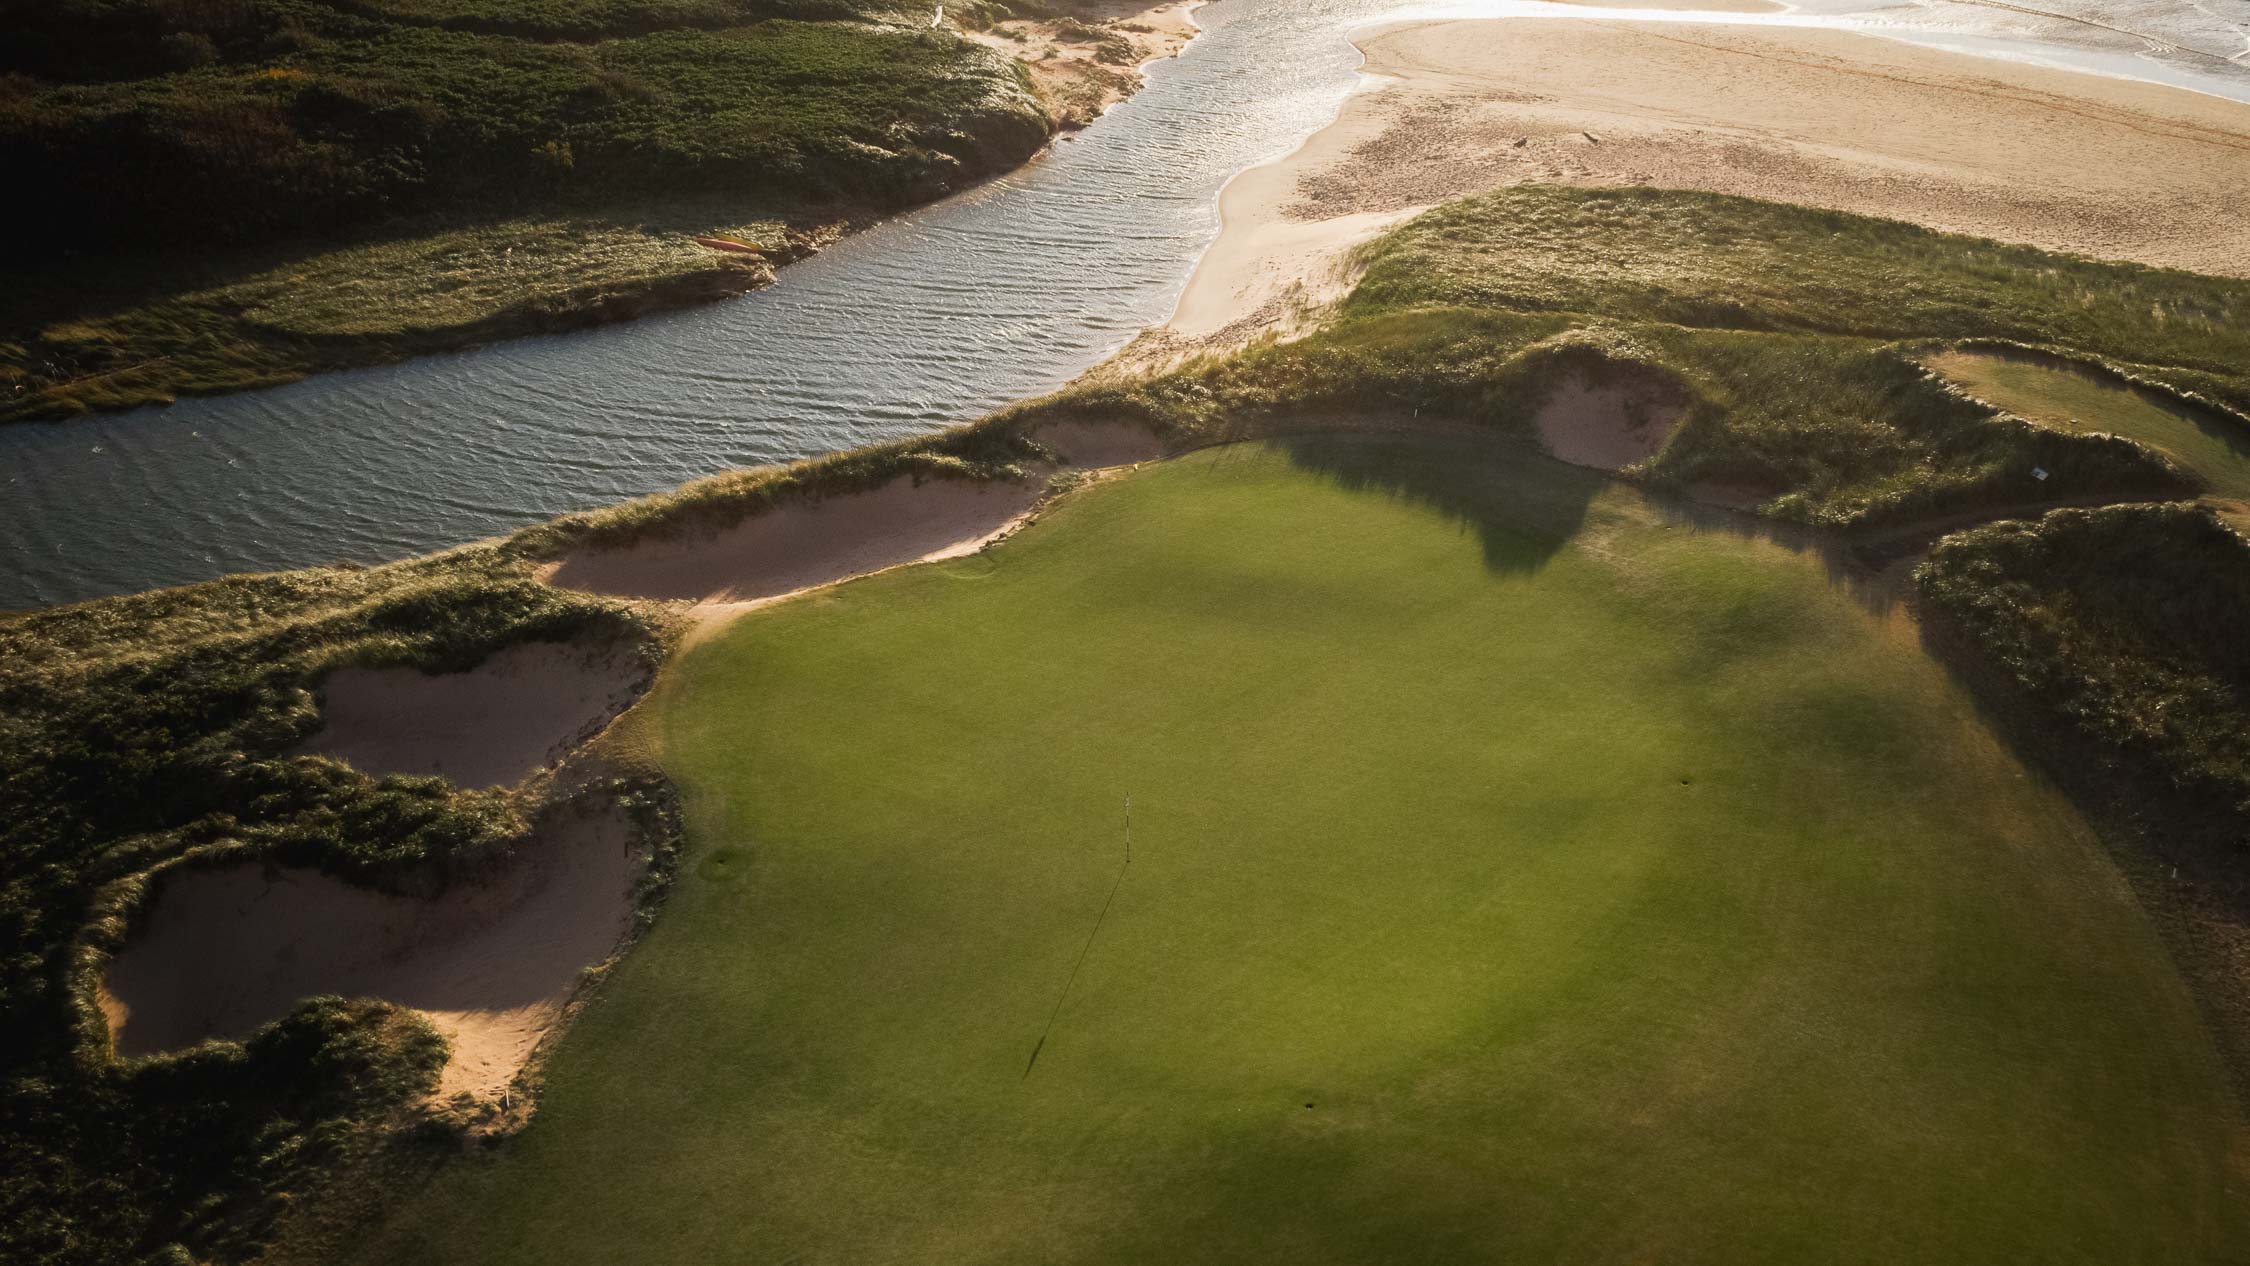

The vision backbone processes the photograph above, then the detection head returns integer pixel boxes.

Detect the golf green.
[360,436,2246,1264]
[1928,350,2250,502]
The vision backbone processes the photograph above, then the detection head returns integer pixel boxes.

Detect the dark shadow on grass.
[1256,414,2176,635]
[1912,601,2250,1109]
[1270,428,1603,575]
[1652,489,1938,620]
[1258,423,1915,621]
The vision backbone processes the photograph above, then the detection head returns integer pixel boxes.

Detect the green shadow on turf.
[1274,430,1602,575]
[1273,428,1894,623]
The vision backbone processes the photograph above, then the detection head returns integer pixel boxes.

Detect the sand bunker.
[299,639,648,790]
[1035,419,1169,467]
[101,808,641,1101]
[541,476,1045,613]
[1534,379,1682,470]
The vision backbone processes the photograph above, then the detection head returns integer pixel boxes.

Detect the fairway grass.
[1927,351,2250,502]
[359,437,2247,1263]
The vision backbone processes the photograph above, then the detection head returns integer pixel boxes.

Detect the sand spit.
[1534,379,1684,470]
[1167,202,1423,342]
[101,808,642,1101]
[968,0,1200,129]
[542,476,1048,616]
[1168,17,2250,345]
[299,639,649,790]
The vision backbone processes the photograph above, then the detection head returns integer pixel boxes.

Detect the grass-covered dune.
[1922,507,2250,812]
[0,0,1068,421]
[2,0,1046,248]
[1067,187,2250,529]
[359,438,2249,1262]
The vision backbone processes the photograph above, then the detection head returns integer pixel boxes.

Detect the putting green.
[361,437,2246,1264]
[1928,350,2250,502]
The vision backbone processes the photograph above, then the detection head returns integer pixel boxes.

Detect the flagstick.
[1023,794,1135,1081]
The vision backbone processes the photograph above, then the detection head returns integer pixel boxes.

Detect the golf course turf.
[1925,350,2250,503]
[355,435,2247,1263]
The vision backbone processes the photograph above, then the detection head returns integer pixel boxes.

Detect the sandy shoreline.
[968,0,1202,129]
[1160,14,2250,346]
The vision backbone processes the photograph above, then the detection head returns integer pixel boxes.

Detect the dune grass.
[1347,188,2250,389]
[1043,187,2250,530]
[1917,500,2250,853]
[1925,350,2250,502]
[1,0,1055,421]
[356,436,2247,1264]
[4,3,1046,250]
[1,202,800,420]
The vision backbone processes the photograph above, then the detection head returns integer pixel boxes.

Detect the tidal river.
[5,0,2247,609]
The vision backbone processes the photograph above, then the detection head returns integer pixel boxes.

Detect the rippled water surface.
[5,0,2247,609]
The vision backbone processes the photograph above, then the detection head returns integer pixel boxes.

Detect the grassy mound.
[1,200,795,420]
[356,438,2246,1263]
[1,0,1045,248]
[1048,187,2250,527]
[1918,502,2250,844]
[0,0,1054,420]
[1916,501,2250,1099]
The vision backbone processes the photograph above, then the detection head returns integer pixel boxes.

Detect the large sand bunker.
[299,639,648,789]
[101,808,641,1101]
[1534,379,1682,470]
[541,476,1045,612]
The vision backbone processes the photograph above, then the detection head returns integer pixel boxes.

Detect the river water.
[4,0,2247,610]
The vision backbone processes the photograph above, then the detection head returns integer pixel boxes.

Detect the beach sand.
[968,0,1201,129]
[1161,17,2250,345]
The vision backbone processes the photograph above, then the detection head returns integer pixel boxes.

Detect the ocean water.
[4,0,2245,609]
